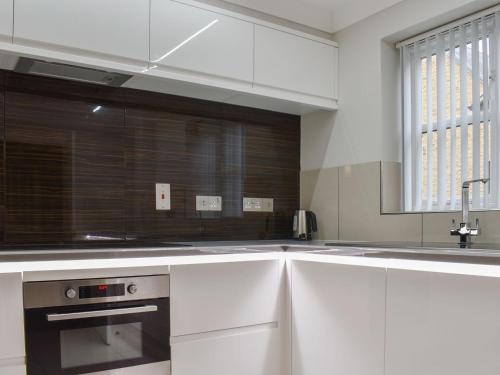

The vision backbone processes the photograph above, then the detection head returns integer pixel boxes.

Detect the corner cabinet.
[0,0,13,43]
[13,0,149,66]
[150,0,254,85]
[254,25,338,104]
[386,269,500,375]
[291,261,386,375]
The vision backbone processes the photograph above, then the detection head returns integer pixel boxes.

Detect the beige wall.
[301,161,500,243]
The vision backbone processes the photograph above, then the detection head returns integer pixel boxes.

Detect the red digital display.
[79,283,125,299]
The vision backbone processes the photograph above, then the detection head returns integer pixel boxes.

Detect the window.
[401,10,500,212]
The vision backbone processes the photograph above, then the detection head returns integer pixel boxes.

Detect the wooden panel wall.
[0,70,300,245]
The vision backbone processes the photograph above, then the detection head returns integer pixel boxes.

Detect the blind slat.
[426,39,434,211]
[450,29,458,210]
[482,17,491,208]
[460,25,469,191]
[491,13,500,204]
[472,20,481,209]
[403,47,413,211]
[437,34,447,210]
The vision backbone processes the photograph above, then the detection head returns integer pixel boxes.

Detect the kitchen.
[1,0,500,374]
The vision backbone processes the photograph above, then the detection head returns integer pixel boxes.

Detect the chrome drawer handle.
[46,305,158,321]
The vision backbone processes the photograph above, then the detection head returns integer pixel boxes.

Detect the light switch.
[196,196,222,211]
[156,183,171,210]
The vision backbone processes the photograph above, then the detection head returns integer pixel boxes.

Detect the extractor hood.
[14,57,132,87]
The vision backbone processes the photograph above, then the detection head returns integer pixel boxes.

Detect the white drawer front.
[171,260,280,336]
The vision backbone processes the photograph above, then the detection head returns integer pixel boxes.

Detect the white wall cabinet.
[150,0,254,84]
[291,261,385,375]
[0,0,13,43]
[386,269,500,375]
[0,272,25,373]
[171,325,279,375]
[13,0,149,64]
[254,25,338,100]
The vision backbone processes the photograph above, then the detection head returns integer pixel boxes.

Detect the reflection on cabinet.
[291,261,385,375]
[171,325,280,375]
[254,25,338,100]
[0,273,24,361]
[0,0,13,43]
[13,0,149,64]
[386,269,500,375]
[150,0,254,83]
[170,260,280,336]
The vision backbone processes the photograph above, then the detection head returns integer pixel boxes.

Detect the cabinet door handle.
[46,305,158,321]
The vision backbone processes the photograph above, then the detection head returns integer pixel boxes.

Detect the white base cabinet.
[170,260,281,375]
[171,325,279,375]
[0,273,24,361]
[386,269,500,375]
[291,261,386,375]
[0,363,25,375]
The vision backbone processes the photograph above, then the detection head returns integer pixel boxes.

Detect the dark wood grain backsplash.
[0,70,300,245]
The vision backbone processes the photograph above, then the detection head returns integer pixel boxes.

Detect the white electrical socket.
[156,183,171,210]
[243,197,274,212]
[196,196,222,211]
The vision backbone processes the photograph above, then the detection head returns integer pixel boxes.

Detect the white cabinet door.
[386,269,500,375]
[0,273,24,361]
[14,0,149,64]
[291,261,385,375]
[254,25,338,99]
[150,0,253,83]
[170,260,279,336]
[0,0,13,43]
[171,324,279,375]
[0,363,25,375]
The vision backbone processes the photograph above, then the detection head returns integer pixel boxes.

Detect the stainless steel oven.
[24,275,170,375]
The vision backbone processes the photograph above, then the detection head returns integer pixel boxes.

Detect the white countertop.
[3,242,500,281]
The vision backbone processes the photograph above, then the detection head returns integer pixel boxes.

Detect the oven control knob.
[128,284,138,294]
[65,288,77,299]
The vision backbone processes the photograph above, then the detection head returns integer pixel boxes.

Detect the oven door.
[25,298,170,375]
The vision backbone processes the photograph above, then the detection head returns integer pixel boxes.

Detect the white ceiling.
[222,0,406,33]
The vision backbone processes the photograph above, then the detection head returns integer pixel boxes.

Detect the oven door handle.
[46,305,158,322]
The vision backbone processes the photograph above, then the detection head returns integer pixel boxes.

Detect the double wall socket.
[196,196,222,211]
[243,197,274,212]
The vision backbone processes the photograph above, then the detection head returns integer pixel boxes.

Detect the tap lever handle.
[476,218,480,228]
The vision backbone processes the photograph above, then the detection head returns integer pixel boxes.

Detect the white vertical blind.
[401,11,498,212]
